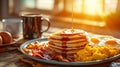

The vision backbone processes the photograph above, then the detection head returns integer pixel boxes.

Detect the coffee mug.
[21,14,50,39]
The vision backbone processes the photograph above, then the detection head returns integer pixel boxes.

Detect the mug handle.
[41,18,50,32]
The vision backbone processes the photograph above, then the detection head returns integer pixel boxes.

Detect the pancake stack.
[48,29,88,57]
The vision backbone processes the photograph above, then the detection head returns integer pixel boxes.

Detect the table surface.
[0,26,120,67]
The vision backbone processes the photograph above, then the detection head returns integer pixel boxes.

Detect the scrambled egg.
[74,45,120,62]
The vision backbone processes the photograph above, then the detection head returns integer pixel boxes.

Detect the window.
[36,0,55,10]
[65,0,117,16]
[9,0,120,25]
[21,0,36,8]
[63,0,118,21]
[21,0,55,10]
[20,0,118,15]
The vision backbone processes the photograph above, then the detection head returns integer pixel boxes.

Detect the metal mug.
[21,14,50,39]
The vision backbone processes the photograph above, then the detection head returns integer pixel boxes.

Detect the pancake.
[48,41,88,47]
[48,29,88,57]
[49,33,86,40]
[48,43,86,50]
[48,38,87,44]
[48,45,83,54]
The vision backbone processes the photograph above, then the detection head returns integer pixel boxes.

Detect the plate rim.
[20,38,120,66]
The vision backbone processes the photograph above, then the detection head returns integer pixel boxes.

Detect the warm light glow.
[84,0,103,16]
[74,0,83,13]
[67,0,117,16]
[105,0,118,15]
[64,0,118,26]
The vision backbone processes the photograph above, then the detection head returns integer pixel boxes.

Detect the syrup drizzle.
[71,0,74,30]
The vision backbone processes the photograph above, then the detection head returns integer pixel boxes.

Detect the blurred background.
[0,0,120,37]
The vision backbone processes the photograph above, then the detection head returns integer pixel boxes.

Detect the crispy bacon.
[23,42,73,62]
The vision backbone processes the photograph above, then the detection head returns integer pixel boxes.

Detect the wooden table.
[0,26,120,67]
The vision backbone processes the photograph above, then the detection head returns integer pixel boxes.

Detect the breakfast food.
[48,29,88,57]
[22,29,120,62]
[74,35,120,62]
[105,39,117,45]
[0,31,13,44]
[90,37,100,44]
[74,45,120,62]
